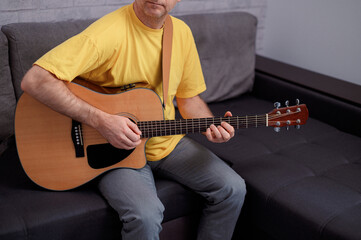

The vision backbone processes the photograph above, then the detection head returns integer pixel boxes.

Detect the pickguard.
[87,144,135,169]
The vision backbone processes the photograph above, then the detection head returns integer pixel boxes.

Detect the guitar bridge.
[71,120,85,158]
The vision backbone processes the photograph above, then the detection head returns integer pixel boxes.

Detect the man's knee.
[230,176,247,203]
[135,199,165,225]
[121,198,165,238]
[220,174,247,206]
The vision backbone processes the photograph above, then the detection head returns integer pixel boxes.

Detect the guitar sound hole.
[87,144,135,169]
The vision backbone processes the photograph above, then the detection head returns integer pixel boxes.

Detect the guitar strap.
[162,15,173,109]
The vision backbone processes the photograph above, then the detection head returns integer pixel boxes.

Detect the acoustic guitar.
[15,82,309,191]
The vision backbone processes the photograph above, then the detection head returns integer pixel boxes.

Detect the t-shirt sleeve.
[34,34,99,82]
[175,27,206,99]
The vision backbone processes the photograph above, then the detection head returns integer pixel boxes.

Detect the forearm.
[21,65,104,128]
[21,66,141,149]
[176,95,214,119]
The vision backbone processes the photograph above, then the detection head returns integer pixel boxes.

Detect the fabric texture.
[188,91,361,240]
[0,31,16,148]
[2,19,96,99]
[178,12,257,103]
[2,10,361,240]
[98,137,245,240]
[0,141,202,240]
[149,137,246,240]
[34,4,206,161]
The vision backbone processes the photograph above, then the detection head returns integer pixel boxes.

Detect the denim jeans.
[98,137,246,240]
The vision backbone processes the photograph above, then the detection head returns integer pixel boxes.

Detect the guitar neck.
[138,115,268,138]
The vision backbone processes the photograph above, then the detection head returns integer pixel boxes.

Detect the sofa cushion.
[0,31,16,152]
[2,20,95,99]
[178,12,257,103]
[189,94,361,240]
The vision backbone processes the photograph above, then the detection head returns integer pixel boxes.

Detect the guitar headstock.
[268,100,309,132]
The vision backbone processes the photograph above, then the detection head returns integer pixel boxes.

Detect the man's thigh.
[98,164,164,217]
[149,137,242,197]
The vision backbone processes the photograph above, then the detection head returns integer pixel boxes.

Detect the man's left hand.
[205,111,235,143]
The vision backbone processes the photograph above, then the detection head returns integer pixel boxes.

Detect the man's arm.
[176,95,234,143]
[21,66,141,150]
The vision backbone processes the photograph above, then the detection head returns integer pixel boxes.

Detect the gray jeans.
[98,137,246,240]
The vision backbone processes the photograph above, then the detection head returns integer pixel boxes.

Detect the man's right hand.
[95,113,142,150]
[21,66,142,151]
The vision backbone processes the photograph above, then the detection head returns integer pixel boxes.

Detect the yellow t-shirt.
[35,4,206,161]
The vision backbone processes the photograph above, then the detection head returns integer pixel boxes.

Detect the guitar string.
[83,112,299,139]
[137,112,299,137]
[136,113,294,129]
[84,114,292,134]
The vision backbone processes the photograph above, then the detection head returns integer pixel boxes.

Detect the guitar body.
[15,83,164,191]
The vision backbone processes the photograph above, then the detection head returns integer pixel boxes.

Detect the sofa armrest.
[253,56,361,137]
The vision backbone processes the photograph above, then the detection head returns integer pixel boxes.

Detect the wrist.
[85,107,107,130]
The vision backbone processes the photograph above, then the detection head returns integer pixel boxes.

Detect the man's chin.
[144,3,166,17]
[145,9,166,19]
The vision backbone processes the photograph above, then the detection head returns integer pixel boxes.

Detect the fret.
[256,115,258,128]
[176,119,180,135]
[163,121,166,136]
[150,121,154,137]
[154,121,156,137]
[160,120,164,136]
[192,118,194,133]
[144,121,147,137]
[174,119,176,135]
[198,118,201,133]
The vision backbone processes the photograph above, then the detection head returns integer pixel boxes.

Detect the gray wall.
[259,0,361,86]
[0,0,267,52]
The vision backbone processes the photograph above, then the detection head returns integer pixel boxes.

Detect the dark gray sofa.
[1,11,361,240]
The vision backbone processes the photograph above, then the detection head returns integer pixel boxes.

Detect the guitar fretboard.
[138,115,267,138]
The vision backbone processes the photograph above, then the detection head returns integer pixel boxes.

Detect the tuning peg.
[285,100,289,107]
[274,102,281,109]
[274,127,281,133]
[296,99,300,105]
[295,125,301,130]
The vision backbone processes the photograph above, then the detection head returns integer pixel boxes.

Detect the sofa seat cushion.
[0,142,202,240]
[189,94,361,240]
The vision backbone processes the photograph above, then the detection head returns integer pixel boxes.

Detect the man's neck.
[133,3,166,29]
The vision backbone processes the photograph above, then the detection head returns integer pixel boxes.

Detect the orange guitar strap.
[162,15,173,109]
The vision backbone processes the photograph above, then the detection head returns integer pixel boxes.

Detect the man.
[21,0,246,239]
